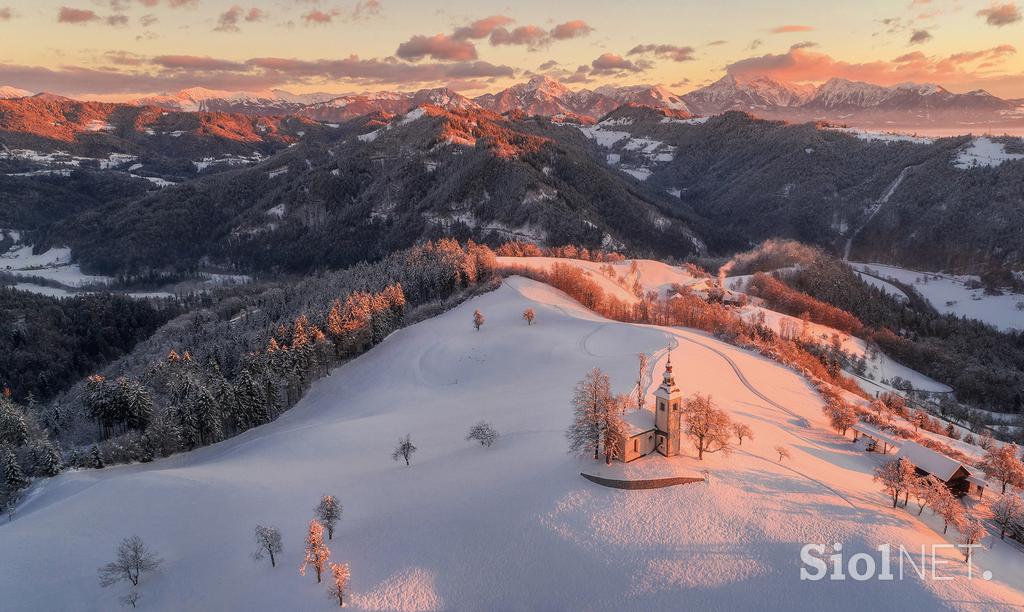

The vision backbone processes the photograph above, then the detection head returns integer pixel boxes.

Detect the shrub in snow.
[253,525,283,567]
[392,434,417,466]
[732,422,753,446]
[300,521,330,584]
[522,308,535,325]
[473,309,485,331]
[98,535,162,588]
[466,422,499,447]
[328,562,350,607]
[315,495,342,540]
[775,445,790,462]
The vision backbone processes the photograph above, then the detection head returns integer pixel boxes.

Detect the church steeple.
[654,349,683,457]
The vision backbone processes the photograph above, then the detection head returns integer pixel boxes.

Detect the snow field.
[2,276,1022,610]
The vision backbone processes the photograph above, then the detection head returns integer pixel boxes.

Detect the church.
[618,355,683,462]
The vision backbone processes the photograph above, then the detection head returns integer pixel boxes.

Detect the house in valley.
[895,440,985,498]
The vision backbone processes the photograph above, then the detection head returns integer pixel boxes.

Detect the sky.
[1,0,1023,100]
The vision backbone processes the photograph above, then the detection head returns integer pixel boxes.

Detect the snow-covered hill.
[2,271,1021,610]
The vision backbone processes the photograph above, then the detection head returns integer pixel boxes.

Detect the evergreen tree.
[2,446,28,491]
[89,443,105,469]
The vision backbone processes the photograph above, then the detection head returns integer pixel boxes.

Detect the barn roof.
[896,441,972,482]
[852,422,901,448]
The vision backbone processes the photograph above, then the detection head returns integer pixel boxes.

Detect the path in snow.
[843,164,918,261]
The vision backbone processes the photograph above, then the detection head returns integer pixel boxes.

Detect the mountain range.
[5,74,1022,131]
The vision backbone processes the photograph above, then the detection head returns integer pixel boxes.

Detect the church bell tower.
[654,353,683,457]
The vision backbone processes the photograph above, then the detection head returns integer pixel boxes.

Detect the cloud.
[748,39,763,50]
[627,44,696,62]
[452,15,514,40]
[977,3,1021,26]
[303,8,342,25]
[57,7,100,23]
[706,40,727,46]
[0,53,516,97]
[215,6,267,32]
[550,20,593,40]
[489,25,549,49]
[103,51,147,66]
[538,60,559,71]
[590,53,649,74]
[0,7,13,20]
[351,0,382,20]
[152,55,250,71]
[396,34,478,61]
[106,14,128,26]
[909,29,932,44]
[725,43,1018,89]
[770,24,815,33]
[139,13,157,26]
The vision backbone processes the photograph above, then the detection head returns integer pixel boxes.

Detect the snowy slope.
[2,276,1022,610]
[853,262,1024,331]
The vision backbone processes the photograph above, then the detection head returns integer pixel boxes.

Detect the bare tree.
[300,521,330,584]
[826,402,858,436]
[328,562,350,607]
[253,525,283,567]
[981,443,1024,494]
[392,434,417,466]
[522,308,535,326]
[934,487,964,534]
[991,494,1024,540]
[602,407,628,465]
[682,394,732,460]
[873,458,917,508]
[732,422,753,446]
[473,309,485,331]
[635,353,650,411]
[775,445,790,462]
[315,495,342,540]
[566,368,613,460]
[957,516,987,562]
[120,590,140,609]
[98,535,163,588]
[466,421,499,447]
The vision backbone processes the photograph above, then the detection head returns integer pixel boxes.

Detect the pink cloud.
[490,25,549,49]
[977,3,1021,26]
[153,55,251,71]
[57,7,100,23]
[303,8,341,25]
[550,20,593,40]
[725,44,1017,88]
[770,24,816,33]
[590,52,649,74]
[396,34,478,61]
[0,7,13,20]
[627,44,696,62]
[452,15,515,40]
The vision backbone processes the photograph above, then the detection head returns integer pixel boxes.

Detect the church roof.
[623,410,655,436]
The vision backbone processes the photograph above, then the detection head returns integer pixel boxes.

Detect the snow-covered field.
[852,262,1024,331]
[1,243,114,289]
[2,275,1021,610]
[954,137,1024,169]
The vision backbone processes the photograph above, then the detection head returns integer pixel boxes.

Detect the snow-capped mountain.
[0,85,32,99]
[598,84,691,113]
[297,87,480,122]
[473,76,618,119]
[133,87,339,115]
[681,75,814,115]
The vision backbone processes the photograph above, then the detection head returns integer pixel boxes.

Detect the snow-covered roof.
[896,441,971,482]
[623,410,655,436]
[851,422,901,447]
